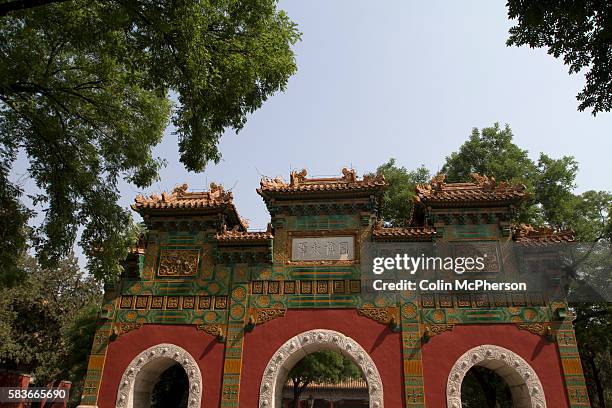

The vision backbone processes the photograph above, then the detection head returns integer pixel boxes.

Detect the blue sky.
[138,0,610,230]
[12,0,612,261]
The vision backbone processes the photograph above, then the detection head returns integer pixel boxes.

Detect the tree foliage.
[574,303,612,407]
[0,0,300,281]
[442,124,537,186]
[287,350,362,408]
[374,124,585,228]
[370,159,430,226]
[506,0,612,115]
[441,123,582,228]
[0,254,101,405]
[0,175,31,287]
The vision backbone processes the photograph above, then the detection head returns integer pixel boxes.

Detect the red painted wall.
[0,372,31,408]
[96,319,570,408]
[97,324,224,408]
[421,324,570,407]
[239,309,404,407]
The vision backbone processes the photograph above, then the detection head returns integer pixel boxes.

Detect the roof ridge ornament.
[513,223,575,245]
[209,182,229,199]
[290,168,307,186]
[260,175,287,189]
[470,173,496,190]
[341,167,357,182]
[431,172,446,190]
[363,173,385,183]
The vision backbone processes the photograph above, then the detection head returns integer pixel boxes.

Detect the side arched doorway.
[258,329,384,408]
[115,343,202,408]
[446,344,547,408]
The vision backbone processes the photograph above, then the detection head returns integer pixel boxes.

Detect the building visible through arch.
[77,169,591,408]
[258,329,383,408]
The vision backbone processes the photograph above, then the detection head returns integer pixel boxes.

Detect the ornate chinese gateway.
[78,168,590,408]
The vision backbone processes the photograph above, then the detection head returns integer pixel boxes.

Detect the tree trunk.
[586,354,606,408]
[291,379,310,408]
[291,379,303,408]
[291,381,300,408]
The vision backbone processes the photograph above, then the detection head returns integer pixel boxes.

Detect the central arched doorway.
[115,343,202,408]
[461,365,513,407]
[150,363,189,407]
[258,329,384,408]
[446,344,547,408]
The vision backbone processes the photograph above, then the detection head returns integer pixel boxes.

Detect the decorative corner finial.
[341,167,357,182]
[290,168,307,186]
[470,173,496,188]
[431,173,446,190]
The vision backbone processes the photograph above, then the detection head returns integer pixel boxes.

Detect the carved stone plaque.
[291,236,354,261]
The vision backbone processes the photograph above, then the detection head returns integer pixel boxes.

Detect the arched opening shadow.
[115,343,202,408]
[446,344,547,408]
[258,329,384,408]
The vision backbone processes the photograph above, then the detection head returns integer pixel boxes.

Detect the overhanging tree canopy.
[0,0,300,282]
[506,0,612,115]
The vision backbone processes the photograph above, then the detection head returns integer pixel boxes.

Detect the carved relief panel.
[157,248,201,276]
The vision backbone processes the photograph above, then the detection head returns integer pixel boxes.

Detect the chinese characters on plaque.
[291,236,355,261]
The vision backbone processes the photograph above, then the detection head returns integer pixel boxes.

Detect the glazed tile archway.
[446,344,546,408]
[258,329,384,408]
[115,343,202,408]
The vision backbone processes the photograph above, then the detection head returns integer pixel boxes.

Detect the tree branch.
[0,0,69,17]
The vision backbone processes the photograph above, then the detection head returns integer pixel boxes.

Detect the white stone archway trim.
[115,343,202,408]
[258,329,383,408]
[446,344,546,408]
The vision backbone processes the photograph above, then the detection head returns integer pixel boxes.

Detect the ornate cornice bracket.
[111,322,142,340]
[357,306,400,331]
[422,323,454,343]
[196,323,226,342]
[516,322,553,340]
[245,308,287,331]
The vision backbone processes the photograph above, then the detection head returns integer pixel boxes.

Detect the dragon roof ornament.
[514,223,574,245]
[258,167,386,193]
[131,182,242,222]
[414,173,527,205]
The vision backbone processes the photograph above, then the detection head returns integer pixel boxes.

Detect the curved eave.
[372,228,436,242]
[216,239,272,247]
[514,237,575,247]
[372,235,434,242]
[416,198,524,208]
[132,203,246,230]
